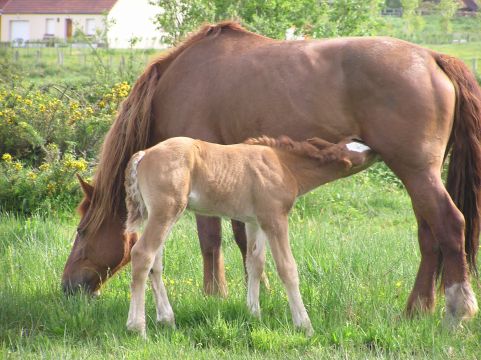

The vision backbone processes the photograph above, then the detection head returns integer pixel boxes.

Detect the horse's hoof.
[445,282,478,322]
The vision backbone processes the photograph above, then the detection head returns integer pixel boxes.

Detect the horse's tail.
[124,151,147,233]
[434,53,481,277]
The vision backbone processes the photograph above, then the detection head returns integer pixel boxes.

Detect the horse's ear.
[77,174,94,199]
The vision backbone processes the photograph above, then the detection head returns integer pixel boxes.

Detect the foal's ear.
[306,137,334,150]
[76,174,94,199]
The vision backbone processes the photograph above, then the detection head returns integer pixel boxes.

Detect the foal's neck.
[277,151,347,196]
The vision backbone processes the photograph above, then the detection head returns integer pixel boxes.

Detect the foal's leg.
[261,215,313,336]
[401,171,478,324]
[127,212,181,336]
[233,220,270,290]
[150,249,175,327]
[245,222,267,318]
[196,215,227,297]
[406,213,439,315]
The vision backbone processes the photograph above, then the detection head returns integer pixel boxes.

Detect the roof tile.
[2,0,118,14]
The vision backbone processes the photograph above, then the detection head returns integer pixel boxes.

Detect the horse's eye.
[76,227,85,237]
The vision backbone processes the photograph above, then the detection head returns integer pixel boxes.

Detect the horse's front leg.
[232,220,270,290]
[260,214,313,336]
[196,215,227,297]
[245,222,267,318]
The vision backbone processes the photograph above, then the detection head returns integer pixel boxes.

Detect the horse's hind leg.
[196,215,228,297]
[406,213,438,315]
[150,249,174,327]
[399,170,478,323]
[127,207,183,336]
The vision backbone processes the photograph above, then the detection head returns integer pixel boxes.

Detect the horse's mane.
[82,21,255,232]
[245,136,352,167]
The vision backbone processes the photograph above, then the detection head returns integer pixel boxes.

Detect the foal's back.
[136,137,297,222]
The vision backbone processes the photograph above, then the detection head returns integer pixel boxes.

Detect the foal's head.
[62,176,137,295]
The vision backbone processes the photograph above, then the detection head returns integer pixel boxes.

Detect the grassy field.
[2,15,481,359]
[1,174,481,359]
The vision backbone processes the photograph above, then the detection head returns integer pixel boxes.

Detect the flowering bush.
[0,147,90,213]
[0,78,131,213]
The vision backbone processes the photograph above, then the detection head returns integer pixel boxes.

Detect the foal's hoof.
[299,322,314,337]
[126,321,147,338]
[157,314,176,329]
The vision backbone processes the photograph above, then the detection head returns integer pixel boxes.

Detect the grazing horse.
[124,136,376,337]
[63,22,481,324]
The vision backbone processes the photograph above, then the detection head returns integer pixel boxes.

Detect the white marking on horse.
[346,142,371,153]
[445,281,478,326]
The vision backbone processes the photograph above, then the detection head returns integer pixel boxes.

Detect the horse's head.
[62,175,137,295]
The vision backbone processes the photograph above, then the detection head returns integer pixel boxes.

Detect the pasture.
[1,176,481,359]
[2,17,481,358]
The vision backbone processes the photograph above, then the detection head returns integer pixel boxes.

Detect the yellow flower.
[395,281,402,288]
[39,163,50,171]
[14,162,23,171]
[27,171,37,180]
[47,183,56,193]
[98,100,106,109]
[2,153,12,163]
[39,104,46,113]
[24,99,33,106]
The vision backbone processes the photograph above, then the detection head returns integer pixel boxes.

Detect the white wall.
[107,0,166,49]
[1,14,105,42]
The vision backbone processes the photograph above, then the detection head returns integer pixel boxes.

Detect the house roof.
[2,0,118,14]
[0,0,10,12]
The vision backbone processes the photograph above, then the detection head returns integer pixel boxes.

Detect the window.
[85,19,96,36]
[45,18,55,35]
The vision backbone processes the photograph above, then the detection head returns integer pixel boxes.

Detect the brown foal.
[123,136,376,337]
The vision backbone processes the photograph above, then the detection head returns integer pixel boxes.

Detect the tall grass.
[1,175,480,359]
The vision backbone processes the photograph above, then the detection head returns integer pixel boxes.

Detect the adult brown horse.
[63,21,481,323]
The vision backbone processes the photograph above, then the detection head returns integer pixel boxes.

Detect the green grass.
[2,174,481,359]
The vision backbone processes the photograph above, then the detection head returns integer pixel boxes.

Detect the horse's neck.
[278,152,344,196]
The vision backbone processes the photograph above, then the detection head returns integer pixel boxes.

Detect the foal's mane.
[245,136,351,166]
[83,21,256,232]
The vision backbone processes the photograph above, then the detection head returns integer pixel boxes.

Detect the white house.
[0,0,166,49]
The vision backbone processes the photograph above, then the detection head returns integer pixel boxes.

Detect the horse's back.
[152,34,454,160]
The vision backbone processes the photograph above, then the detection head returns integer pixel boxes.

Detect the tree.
[400,0,425,36]
[150,0,386,45]
[437,0,458,33]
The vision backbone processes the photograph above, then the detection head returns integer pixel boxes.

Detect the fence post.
[35,49,41,64]
[14,50,19,62]
[57,49,64,66]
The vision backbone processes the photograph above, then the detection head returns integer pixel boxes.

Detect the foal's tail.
[435,53,481,277]
[124,151,147,234]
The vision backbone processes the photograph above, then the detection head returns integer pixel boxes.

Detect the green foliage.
[400,0,425,36]
[0,148,89,213]
[1,179,481,358]
[0,56,132,213]
[436,0,458,33]
[150,0,386,43]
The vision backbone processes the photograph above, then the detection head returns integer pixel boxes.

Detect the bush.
[0,148,89,213]
[0,60,131,213]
